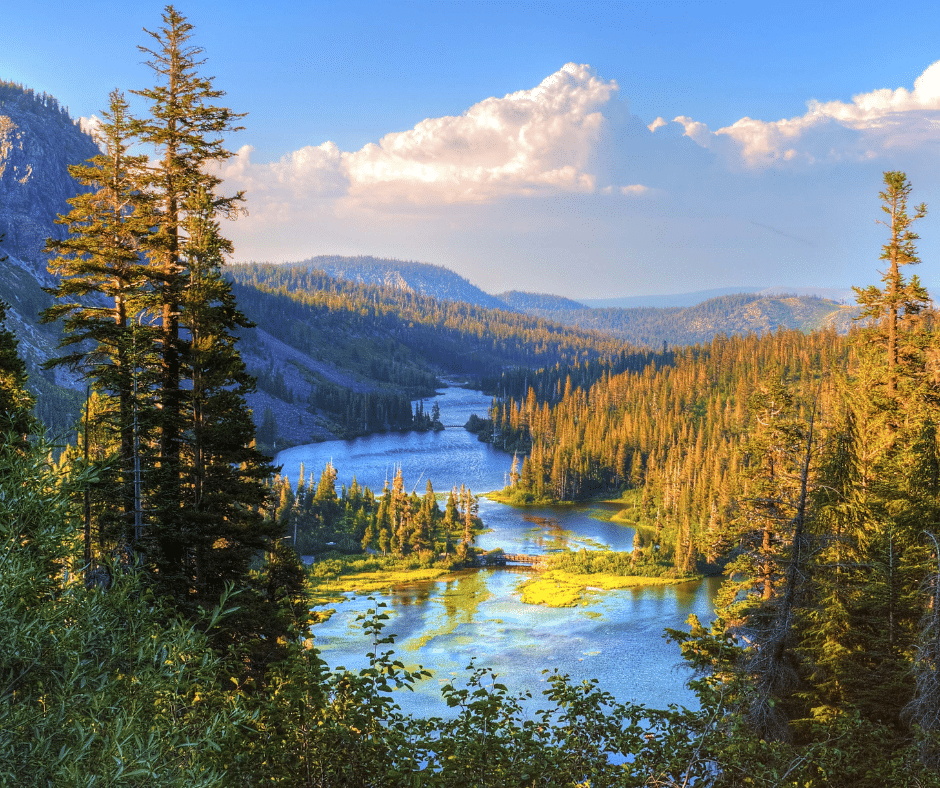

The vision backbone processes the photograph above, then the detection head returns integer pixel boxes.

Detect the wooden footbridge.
[474,552,548,569]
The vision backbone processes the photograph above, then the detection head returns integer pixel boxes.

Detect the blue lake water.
[276,387,719,717]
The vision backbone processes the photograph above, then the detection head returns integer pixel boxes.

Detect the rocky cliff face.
[0,81,99,281]
[0,82,101,428]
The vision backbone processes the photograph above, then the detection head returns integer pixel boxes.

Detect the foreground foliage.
[0,428,244,785]
[7,2,940,781]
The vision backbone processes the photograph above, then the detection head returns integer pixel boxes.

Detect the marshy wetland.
[278,387,719,716]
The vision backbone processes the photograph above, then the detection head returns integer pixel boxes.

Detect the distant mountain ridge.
[254,256,859,347]
[496,291,587,311]
[268,258,857,345]
[283,255,510,311]
[517,292,858,347]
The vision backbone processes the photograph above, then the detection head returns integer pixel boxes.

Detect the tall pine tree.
[42,89,156,549]
[131,5,247,586]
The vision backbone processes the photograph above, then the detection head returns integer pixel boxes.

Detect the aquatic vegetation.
[325,567,450,596]
[518,569,683,607]
[406,572,493,651]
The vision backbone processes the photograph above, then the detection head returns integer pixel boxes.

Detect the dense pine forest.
[225,261,648,444]
[6,6,940,787]
[228,262,629,375]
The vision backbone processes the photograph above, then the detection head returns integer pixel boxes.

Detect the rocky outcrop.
[0,81,99,282]
[0,82,100,427]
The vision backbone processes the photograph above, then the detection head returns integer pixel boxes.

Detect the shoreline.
[306,550,701,616]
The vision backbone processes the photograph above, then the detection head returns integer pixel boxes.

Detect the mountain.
[508,292,857,347]
[276,255,510,311]
[0,81,101,431]
[495,291,587,311]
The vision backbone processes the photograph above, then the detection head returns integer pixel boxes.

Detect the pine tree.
[161,186,277,612]
[714,382,821,741]
[42,90,155,547]
[443,489,459,554]
[131,5,246,562]
[0,292,37,444]
[854,171,930,402]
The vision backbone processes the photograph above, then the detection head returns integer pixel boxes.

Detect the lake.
[276,387,719,716]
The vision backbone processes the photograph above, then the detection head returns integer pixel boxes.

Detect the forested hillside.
[507,291,857,347]
[474,172,940,771]
[274,254,508,310]
[8,5,940,785]
[228,262,637,443]
[495,289,588,311]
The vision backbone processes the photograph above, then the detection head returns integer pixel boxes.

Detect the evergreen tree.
[159,186,277,615]
[854,171,930,401]
[0,296,37,443]
[131,5,246,570]
[42,90,155,547]
[376,482,393,556]
[443,489,459,554]
[39,9,290,670]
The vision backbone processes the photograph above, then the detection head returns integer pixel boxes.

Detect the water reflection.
[311,567,720,718]
[285,387,720,717]
[276,388,510,496]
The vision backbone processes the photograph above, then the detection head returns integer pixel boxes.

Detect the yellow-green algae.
[405,571,493,651]
[518,569,685,608]
[320,567,450,596]
[307,554,458,611]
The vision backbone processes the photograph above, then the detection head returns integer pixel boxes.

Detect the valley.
[4,12,940,785]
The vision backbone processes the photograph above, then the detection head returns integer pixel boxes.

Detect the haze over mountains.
[1,79,860,441]
[244,256,858,346]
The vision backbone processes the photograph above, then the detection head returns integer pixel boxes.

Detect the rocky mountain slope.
[0,81,101,431]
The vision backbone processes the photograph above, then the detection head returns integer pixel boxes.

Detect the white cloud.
[671,116,714,148]
[601,184,651,196]
[675,60,940,166]
[78,114,103,141]
[222,63,652,216]
[341,63,614,204]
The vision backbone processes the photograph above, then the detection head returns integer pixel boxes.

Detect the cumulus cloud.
[673,60,940,166]
[343,63,612,203]
[222,63,655,219]
[216,143,349,222]
[78,114,103,141]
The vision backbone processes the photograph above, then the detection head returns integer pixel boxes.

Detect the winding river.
[276,387,719,717]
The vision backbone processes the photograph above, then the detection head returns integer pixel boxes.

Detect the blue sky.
[6,1,940,298]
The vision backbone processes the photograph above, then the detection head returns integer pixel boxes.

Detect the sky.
[6,1,940,299]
